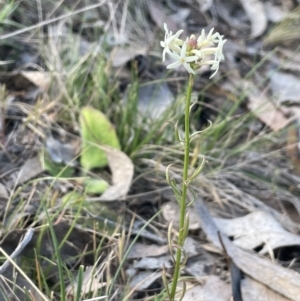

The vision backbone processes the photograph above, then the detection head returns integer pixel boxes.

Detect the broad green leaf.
[84,178,109,194]
[80,106,120,170]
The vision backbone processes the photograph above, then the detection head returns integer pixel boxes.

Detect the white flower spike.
[160,24,226,77]
[166,41,198,74]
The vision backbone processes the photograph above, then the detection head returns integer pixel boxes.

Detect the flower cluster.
[160,23,226,78]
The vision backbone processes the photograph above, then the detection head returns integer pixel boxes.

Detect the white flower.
[193,35,227,78]
[197,28,221,48]
[213,37,226,62]
[160,23,184,62]
[166,41,198,74]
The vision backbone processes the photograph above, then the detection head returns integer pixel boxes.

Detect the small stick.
[0,228,34,274]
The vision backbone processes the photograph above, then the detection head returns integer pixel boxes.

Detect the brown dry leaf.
[242,277,292,301]
[178,276,231,301]
[13,156,44,185]
[214,211,300,254]
[239,0,267,37]
[127,243,169,259]
[244,81,289,131]
[97,147,133,201]
[111,46,147,67]
[20,71,51,92]
[194,197,300,301]
[129,271,161,290]
[146,0,178,32]
[162,201,200,230]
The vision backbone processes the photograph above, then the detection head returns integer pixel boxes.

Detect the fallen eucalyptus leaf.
[179,276,231,301]
[194,197,300,301]
[127,243,169,259]
[242,277,291,301]
[214,211,300,254]
[15,156,44,184]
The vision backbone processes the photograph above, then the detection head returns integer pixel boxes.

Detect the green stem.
[170,74,194,300]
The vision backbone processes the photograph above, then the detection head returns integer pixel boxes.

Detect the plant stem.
[170,74,194,300]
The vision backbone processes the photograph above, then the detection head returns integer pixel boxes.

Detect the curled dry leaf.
[239,0,267,37]
[194,197,300,301]
[214,211,300,254]
[84,150,133,202]
[97,146,134,201]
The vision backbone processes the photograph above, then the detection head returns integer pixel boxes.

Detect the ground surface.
[0,1,300,301]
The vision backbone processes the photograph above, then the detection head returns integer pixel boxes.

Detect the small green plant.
[160,23,226,300]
